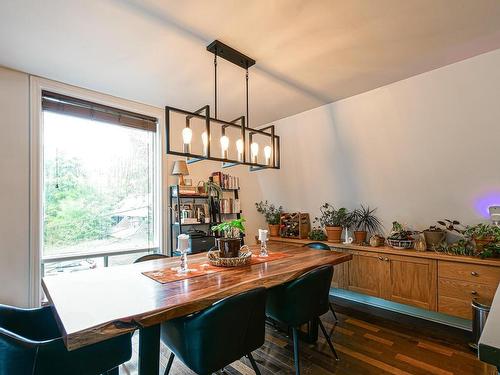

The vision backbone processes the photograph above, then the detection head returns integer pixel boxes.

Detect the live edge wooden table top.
[42,244,352,351]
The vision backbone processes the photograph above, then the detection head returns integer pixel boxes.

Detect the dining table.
[42,244,352,375]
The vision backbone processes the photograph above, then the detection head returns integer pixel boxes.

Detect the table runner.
[142,251,291,284]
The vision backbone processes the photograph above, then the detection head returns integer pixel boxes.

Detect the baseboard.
[331,288,472,331]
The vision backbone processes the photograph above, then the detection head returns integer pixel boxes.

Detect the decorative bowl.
[387,238,415,249]
[207,249,252,267]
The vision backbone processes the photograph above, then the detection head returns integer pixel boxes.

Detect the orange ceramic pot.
[354,231,367,244]
[268,224,280,237]
[325,226,343,243]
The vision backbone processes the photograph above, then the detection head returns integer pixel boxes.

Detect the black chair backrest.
[134,253,168,263]
[0,304,132,375]
[266,265,333,327]
[303,242,330,250]
[162,287,267,374]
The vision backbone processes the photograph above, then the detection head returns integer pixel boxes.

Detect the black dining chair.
[161,287,267,375]
[266,265,339,375]
[303,242,338,321]
[134,253,169,263]
[0,304,132,375]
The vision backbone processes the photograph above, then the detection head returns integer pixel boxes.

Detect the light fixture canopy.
[165,40,280,170]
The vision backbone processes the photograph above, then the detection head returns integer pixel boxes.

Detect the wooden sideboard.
[269,237,500,320]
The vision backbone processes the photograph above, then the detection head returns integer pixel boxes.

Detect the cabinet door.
[346,250,384,297]
[385,255,437,311]
[332,262,346,289]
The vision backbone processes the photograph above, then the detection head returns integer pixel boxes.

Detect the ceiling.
[1,0,500,126]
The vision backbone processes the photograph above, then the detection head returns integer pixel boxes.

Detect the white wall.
[2,47,500,306]
[253,49,500,235]
[0,67,30,307]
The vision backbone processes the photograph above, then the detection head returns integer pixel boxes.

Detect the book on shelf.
[211,172,240,190]
[219,198,241,214]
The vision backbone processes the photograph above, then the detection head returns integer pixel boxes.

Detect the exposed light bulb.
[201,131,208,156]
[182,127,192,144]
[236,139,244,162]
[182,127,192,153]
[264,145,272,165]
[220,135,229,158]
[251,142,259,163]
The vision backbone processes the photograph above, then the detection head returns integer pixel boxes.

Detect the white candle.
[258,229,268,242]
[177,234,190,252]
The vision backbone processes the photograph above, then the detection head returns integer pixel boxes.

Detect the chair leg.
[329,303,338,321]
[292,327,300,375]
[318,319,339,361]
[164,352,175,375]
[247,352,262,375]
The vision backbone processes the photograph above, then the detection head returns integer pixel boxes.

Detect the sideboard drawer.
[438,278,496,302]
[438,296,473,319]
[439,261,500,285]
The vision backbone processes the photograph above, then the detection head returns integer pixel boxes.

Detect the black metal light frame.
[165,40,280,170]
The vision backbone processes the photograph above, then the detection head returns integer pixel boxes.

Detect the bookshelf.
[169,176,243,256]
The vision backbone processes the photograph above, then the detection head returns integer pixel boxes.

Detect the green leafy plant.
[211,218,246,238]
[308,227,327,241]
[478,242,500,259]
[255,201,283,225]
[463,223,500,241]
[435,239,475,257]
[316,204,351,228]
[387,221,417,241]
[351,205,383,233]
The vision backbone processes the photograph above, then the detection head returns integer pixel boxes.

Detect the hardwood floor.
[120,298,495,375]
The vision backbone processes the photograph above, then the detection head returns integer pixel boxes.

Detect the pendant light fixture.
[165,40,280,170]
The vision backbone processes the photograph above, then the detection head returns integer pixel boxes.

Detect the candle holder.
[258,229,269,257]
[172,234,192,274]
[260,238,268,257]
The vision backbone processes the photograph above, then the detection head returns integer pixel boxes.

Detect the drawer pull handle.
[471,291,478,295]
[378,256,383,261]
[384,257,389,262]
[471,271,479,276]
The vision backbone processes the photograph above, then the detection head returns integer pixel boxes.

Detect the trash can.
[469,298,491,350]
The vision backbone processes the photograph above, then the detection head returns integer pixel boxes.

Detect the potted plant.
[316,204,350,243]
[211,218,246,258]
[464,223,500,252]
[423,219,464,251]
[351,205,383,244]
[423,226,446,251]
[255,201,283,237]
[387,221,417,249]
[308,227,327,241]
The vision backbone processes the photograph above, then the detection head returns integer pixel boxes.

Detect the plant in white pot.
[255,201,283,237]
[316,204,351,243]
[351,205,383,244]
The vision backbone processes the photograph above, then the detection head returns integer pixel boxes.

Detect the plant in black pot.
[351,205,383,244]
[255,201,283,237]
[211,218,246,258]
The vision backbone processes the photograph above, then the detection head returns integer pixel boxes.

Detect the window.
[41,92,159,276]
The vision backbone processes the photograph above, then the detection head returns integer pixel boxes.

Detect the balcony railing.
[41,246,161,276]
